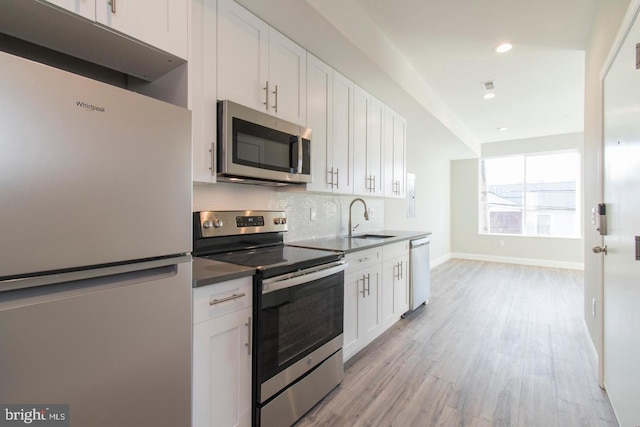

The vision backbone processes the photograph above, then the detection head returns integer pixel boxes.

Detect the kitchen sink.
[346,234,396,240]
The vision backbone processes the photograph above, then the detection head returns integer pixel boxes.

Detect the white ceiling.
[236,0,598,149]
[354,0,597,144]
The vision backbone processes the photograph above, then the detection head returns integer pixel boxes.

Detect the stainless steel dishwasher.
[409,236,431,310]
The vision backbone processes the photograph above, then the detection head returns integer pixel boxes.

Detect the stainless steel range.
[193,211,346,427]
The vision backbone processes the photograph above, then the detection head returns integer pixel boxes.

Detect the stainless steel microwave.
[217,100,312,185]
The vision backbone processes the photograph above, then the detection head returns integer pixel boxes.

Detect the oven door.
[257,260,346,403]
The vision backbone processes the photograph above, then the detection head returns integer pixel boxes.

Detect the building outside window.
[479,151,580,238]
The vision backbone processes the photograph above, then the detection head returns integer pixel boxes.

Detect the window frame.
[478,150,582,239]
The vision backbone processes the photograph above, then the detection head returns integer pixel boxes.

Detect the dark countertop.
[192,257,255,288]
[286,230,431,254]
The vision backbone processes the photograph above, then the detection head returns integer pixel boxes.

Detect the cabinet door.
[268,28,306,126]
[332,71,354,194]
[46,0,95,19]
[393,114,407,198]
[190,0,217,183]
[394,254,409,317]
[306,54,334,192]
[343,270,363,361]
[217,0,269,111]
[383,107,406,198]
[352,85,369,196]
[95,0,188,59]
[359,266,382,344]
[368,96,384,195]
[193,306,252,427]
[382,257,397,328]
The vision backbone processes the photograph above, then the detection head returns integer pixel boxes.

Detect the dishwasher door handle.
[410,237,430,248]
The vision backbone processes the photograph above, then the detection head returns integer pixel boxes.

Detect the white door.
[268,28,307,125]
[602,10,640,427]
[217,0,269,111]
[95,0,188,59]
[332,71,354,194]
[352,85,369,195]
[192,307,252,427]
[306,53,334,192]
[368,95,384,195]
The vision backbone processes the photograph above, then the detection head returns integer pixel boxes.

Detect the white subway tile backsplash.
[193,182,384,241]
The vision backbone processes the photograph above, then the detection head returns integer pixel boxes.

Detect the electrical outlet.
[310,207,317,222]
[499,240,505,247]
[592,298,597,317]
[368,208,374,218]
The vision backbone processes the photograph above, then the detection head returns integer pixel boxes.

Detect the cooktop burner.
[193,210,342,278]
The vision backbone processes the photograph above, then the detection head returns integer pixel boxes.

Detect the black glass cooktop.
[202,245,342,279]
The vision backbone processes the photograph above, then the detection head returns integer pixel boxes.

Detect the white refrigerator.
[0,51,192,426]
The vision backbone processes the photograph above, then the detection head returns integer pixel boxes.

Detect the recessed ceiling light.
[497,127,508,131]
[495,43,513,54]
[483,93,496,100]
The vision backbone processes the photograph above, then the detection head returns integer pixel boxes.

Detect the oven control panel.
[196,210,287,238]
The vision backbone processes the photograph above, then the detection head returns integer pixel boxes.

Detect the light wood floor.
[295,259,618,427]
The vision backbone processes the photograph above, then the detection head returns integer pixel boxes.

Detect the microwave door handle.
[297,135,303,173]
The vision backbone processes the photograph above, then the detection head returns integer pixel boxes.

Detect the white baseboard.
[450,252,584,270]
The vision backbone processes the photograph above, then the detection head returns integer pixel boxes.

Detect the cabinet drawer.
[383,240,409,260]
[193,277,253,324]
[345,247,381,273]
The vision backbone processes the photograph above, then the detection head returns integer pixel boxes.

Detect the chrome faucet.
[348,198,370,236]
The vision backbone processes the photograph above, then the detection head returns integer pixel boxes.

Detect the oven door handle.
[261,260,347,294]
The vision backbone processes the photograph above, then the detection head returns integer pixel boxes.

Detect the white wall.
[450,133,584,269]
[583,0,632,381]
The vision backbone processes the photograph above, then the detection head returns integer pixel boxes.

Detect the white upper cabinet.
[268,28,307,125]
[306,53,333,193]
[95,0,188,59]
[190,0,217,183]
[384,106,407,198]
[331,71,355,194]
[368,96,384,195]
[46,0,95,19]
[352,85,369,196]
[217,0,306,125]
[217,0,269,111]
[353,86,383,196]
[306,55,353,194]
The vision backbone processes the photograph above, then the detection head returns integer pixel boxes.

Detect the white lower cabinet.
[343,247,382,362]
[193,277,253,427]
[382,241,410,329]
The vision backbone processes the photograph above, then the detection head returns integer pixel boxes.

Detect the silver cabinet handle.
[400,261,403,279]
[372,175,376,192]
[272,85,278,113]
[335,168,339,189]
[209,292,246,305]
[108,0,116,13]
[360,276,366,297]
[358,257,371,263]
[245,316,251,355]
[263,81,269,110]
[366,273,371,296]
[208,142,214,173]
[327,167,334,187]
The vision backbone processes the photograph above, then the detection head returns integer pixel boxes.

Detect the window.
[479,151,580,238]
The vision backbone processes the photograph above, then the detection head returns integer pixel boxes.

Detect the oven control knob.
[274,218,281,225]
[203,220,213,229]
[213,218,224,228]
[281,218,287,224]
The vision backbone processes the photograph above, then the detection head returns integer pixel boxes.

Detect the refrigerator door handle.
[0,255,191,293]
